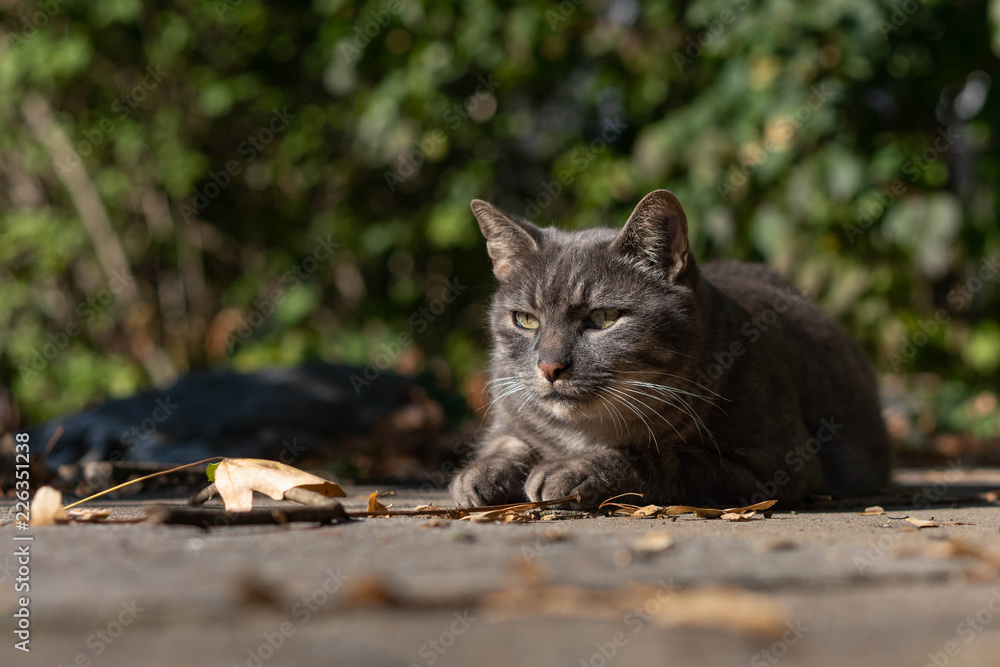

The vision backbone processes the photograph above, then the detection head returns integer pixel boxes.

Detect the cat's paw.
[450,456,530,507]
[525,458,613,508]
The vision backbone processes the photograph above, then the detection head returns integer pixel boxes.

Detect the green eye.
[514,311,540,329]
[589,308,621,329]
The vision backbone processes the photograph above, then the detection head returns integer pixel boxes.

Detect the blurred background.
[1,0,999,466]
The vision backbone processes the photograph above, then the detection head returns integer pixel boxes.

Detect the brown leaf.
[721,511,757,522]
[630,532,674,552]
[213,458,345,512]
[30,486,69,526]
[860,506,884,516]
[656,500,776,520]
[67,508,111,522]
[725,500,778,514]
[630,505,662,518]
[922,538,1000,566]
[653,586,789,638]
[367,491,390,515]
[905,517,940,528]
[660,506,726,519]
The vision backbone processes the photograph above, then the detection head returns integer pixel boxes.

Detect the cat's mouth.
[537,383,598,411]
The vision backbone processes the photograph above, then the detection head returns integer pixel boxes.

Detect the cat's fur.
[450,190,890,508]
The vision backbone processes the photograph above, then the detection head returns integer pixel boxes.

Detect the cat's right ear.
[471,200,541,279]
[613,189,690,281]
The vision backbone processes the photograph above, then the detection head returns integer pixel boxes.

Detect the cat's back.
[701,260,799,303]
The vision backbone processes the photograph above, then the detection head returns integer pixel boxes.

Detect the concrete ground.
[3,468,1000,667]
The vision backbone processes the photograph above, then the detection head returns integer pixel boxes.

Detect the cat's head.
[475,190,704,421]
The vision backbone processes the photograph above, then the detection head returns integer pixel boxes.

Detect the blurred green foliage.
[1,0,998,448]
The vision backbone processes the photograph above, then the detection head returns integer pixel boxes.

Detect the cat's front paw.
[525,458,615,508]
[450,456,530,507]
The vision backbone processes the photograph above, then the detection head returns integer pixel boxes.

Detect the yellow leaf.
[367,491,389,515]
[213,458,345,512]
[30,486,69,526]
[630,532,674,552]
[653,586,789,638]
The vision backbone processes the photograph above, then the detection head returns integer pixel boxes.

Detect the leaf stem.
[62,457,225,511]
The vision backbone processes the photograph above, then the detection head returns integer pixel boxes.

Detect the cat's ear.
[613,189,690,280]
[471,199,541,279]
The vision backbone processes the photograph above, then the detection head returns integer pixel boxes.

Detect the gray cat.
[450,190,890,508]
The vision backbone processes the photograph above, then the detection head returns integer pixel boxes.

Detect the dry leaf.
[756,539,798,553]
[654,586,789,638]
[631,505,661,518]
[905,517,940,529]
[367,491,389,515]
[30,486,68,526]
[661,506,726,519]
[860,506,884,516]
[212,458,345,512]
[922,538,1000,565]
[630,532,674,552]
[721,511,757,522]
[727,500,778,514]
[67,508,111,522]
[657,500,776,520]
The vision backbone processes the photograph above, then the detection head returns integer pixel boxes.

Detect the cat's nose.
[537,360,566,383]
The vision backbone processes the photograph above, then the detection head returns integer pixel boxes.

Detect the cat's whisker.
[617,380,720,452]
[597,393,626,438]
[612,383,687,445]
[614,370,730,403]
[594,394,623,438]
[481,383,524,419]
[603,386,659,454]
[617,377,729,417]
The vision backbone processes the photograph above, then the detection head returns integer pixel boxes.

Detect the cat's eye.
[589,308,621,329]
[514,311,540,329]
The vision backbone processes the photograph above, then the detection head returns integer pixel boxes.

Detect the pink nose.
[538,361,565,383]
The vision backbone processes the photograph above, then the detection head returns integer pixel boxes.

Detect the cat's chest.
[515,416,620,455]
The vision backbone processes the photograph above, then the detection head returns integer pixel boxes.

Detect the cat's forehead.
[502,226,637,308]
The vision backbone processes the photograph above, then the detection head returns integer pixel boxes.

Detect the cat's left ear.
[613,189,690,280]
[471,199,542,279]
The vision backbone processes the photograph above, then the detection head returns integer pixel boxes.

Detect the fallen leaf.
[922,538,1000,566]
[660,506,726,519]
[631,505,661,518]
[905,517,940,528]
[656,500,776,520]
[756,539,798,553]
[653,586,789,638]
[630,532,674,552]
[367,491,389,515]
[30,486,69,526]
[721,511,757,522]
[860,506,884,516]
[727,500,778,514]
[67,508,111,522]
[212,458,345,512]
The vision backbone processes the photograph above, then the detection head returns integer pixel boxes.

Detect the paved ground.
[3,468,1000,667]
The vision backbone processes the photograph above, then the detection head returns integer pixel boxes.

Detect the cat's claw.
[449,456,529,507]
